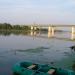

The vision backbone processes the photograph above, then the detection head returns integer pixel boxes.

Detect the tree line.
[0,23,31,30]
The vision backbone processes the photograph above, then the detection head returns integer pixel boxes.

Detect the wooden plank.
[47,69,55,74]
[27,65,36,69]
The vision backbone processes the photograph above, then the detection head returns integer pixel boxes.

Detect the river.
[0,30,75,75]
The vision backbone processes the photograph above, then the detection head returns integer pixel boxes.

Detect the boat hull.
[12,61,75,75]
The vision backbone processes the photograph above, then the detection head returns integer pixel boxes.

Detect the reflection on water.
[0,30,30,36]
[0,30,75,75]
[0,30,75,41]
[71,33,75,40]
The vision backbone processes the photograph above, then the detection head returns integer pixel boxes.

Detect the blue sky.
[0,0,75,25]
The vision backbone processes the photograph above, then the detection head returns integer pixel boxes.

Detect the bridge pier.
[48,26,55,38]
[52,27,55,36]
[31,26,34,31]
[31,26,37,31]
[34,26,37,31]
[48,26,52,32]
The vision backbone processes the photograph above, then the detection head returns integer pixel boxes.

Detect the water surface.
[0,31,75,75]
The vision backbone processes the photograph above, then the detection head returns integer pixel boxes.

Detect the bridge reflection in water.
[0,30,75,41]
[30,31,75,41]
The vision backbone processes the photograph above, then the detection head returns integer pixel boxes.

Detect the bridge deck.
[29,24,75,27]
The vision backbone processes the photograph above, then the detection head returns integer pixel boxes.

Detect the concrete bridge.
[30,24,75,35]
[30,24,75,27]
[30,24,75,40]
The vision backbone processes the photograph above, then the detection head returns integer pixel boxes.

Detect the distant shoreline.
[0,23,71,32]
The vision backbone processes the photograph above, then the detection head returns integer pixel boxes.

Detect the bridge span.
[30,24,75,35]
[30,24,75,27]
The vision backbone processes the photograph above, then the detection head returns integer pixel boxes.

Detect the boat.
[12,61,75,75]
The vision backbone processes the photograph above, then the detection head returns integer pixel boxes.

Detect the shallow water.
[0,31,75,75]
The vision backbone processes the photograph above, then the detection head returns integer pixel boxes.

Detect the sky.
[0,0,75,25]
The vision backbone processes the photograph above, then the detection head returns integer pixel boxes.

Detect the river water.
[0,31,75,75]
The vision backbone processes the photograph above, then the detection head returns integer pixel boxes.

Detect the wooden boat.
[12,61,75,75]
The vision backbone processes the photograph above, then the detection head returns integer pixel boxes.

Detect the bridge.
[30,24,75,27]
[30,24,75,35]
